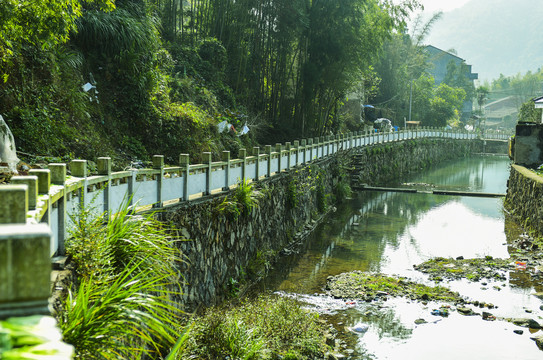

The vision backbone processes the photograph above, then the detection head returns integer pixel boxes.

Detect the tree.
[0,0,114,80]
[425,83,465,127]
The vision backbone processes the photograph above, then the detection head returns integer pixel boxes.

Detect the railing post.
[29,169,51,224]
[0,185,28,224]
[285,142,292,169]
[11,176,38,211]
[265,145,272,177]
[71,159,87,213]
[202,152,212,195]
[276,143,282,172]
[253,146,260,179]
[239,149,247,181]
[0,223,52,318]
[293,141,300,166]
[97,157,112,216]
[179,154,190,201]
[301,139,307,163]
[222,151,231,190]
[49,163,66,255]
[152,155,164,208]
[308,138,313,161]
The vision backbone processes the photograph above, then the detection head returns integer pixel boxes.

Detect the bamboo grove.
[155,0,420,138]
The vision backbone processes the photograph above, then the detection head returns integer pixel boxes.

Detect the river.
[258,155,543,359]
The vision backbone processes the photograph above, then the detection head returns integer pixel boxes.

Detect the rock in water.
[348,323,369,334]
[0,115,19,172]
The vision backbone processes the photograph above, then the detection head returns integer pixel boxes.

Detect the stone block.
[0,223,51,317]
[10,176,38,210]
[29,169,50,194]
[0,185,28,224]
[49,163,66,185]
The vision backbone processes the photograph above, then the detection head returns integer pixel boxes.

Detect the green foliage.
[178,296,328,359]
[315,169,327,213]
[215,179,261,219]
[519,99,542,123]
[287,180,299,209]
[62,200,185,359]
[233,179,261,215]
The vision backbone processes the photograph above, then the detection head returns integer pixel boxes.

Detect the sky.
[417,0,471,13]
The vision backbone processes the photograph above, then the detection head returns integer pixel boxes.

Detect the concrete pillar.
[29,169,50,195]
[253,147,260,179]
[10,176,38,210]
[285,142,292,169]
[222,151,231,190]
[276,143,282,172]
[179,154,190,201]
[265,145,272,177]
[48,164,66,255]
[202,152,212,195]
[0,185,28,224]
[239,149,247,181]
[152,155,164,208]
[0,223,52,317]
[293,141,300,166]
[97,157,112,216]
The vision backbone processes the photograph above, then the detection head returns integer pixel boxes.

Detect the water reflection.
[258,156,543,359]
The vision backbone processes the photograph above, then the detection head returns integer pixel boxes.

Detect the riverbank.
[323,225,543,353]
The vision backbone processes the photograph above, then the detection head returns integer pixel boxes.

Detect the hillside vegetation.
[1,0,480,170]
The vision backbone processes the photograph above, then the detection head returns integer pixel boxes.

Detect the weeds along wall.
[162,158,337,310]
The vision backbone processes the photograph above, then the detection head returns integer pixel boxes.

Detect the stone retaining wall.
[163,158,337,310]
[350,139,481,186]
[163,138,492,310]
[505,165,543,236]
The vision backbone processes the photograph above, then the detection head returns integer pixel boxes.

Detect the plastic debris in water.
[348,323,369,334]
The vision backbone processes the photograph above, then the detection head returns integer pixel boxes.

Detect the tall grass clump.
[60,201,186,359]
[178,295,329,359]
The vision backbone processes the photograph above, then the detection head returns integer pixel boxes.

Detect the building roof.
[534,96,543,108]
[425,45,465,62]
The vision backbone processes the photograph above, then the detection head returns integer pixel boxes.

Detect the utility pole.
[408,80,413,124]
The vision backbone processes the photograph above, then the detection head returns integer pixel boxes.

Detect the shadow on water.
[256,156,543,359]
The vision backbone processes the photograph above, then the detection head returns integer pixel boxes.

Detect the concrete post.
[97,157,112,216]
[308,138,313,161]
[275,143,282,173]
[293,141,300,166]
[48,163,66,254]
[0,185,28,224]
[202,152,212,195]
[70,160,87,212]
[285,142,292,169]
[29,169,51,224]
[0,223,52,317]
[301,139,307,164]
[10,176,38,210]
[29,169,50,195]
[222,151,231,190]
[179,154,190,201]
[152,155,164,208]
[239,149,247,181]
[253,147,260,179]
[264,145,271,177]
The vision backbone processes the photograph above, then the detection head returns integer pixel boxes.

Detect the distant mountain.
[422,0,543,82]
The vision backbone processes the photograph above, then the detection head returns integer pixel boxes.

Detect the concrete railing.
[1,127,509,258]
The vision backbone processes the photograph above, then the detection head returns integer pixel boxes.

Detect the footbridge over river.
[0,127,509,316]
